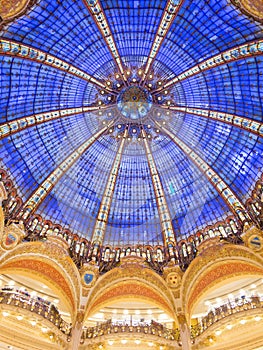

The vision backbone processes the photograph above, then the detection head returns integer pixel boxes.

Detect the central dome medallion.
[117,85,153,120]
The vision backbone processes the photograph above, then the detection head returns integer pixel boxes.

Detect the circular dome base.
[117,86,153,120]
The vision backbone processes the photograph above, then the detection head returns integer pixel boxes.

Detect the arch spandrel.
[0,240,81,322]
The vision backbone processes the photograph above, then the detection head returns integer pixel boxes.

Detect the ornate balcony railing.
[0,289,71,335]
[191,296,263,338]
[81,319,180,342]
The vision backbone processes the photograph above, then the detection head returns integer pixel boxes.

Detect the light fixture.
[117,83,121,88]
[108,340,114,345]
[147,309,153,315]
[115,74,120,79]
[216,297,222,303]
[132,78,136,82]
[251,284,256,289]
[126,71,131,76]
[16,315,23,321]
[158,81,162,85]
[106,81,111,86]
[226,324,232,330]
[41,327,48,333]
[148,342,154,347]
[123,309,129,315]
[148,83,152,87]
[239,319,246,324]
[135,310,140,315]
[8,280,15,286]
[215,330,222,336]
[2,311,9,317]
[100,90,105,95]
[107,96,112,101]
[30,320,37,326]
[134,339,141,344]
[121,339,127,344]
[255,316,261,321]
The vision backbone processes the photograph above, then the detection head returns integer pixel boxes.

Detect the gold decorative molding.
[0,0,37,23]
[80,263,99,295]
[1,222,26,250]
[242,225,263,252]
[230,0,263,23]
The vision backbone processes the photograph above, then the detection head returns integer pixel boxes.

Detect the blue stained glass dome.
[0,0,263,248]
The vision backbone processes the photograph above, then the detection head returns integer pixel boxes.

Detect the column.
[67,312,84,350]
[178,314,192,350]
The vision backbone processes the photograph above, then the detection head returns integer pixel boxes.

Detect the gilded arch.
[181,239,263,318]
[0,240,81,322]
[84,257,177,321]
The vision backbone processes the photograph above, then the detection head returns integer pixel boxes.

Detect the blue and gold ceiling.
[0,0,263,248]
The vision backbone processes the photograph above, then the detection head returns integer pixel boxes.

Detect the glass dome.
[0,0,263,249]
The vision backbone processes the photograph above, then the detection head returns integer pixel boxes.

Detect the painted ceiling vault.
[0,0,263,249]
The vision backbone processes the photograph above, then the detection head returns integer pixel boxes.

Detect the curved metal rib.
[91,128,128,245]
[0,106,110,141]
[141,0,184,84]
[18,122,114,220]
[155,121,252,225]
[160,105,263,137]
[141,128,176,246]
[153,39,263,93]
[0,38,117,93]
[83,0,127,85]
